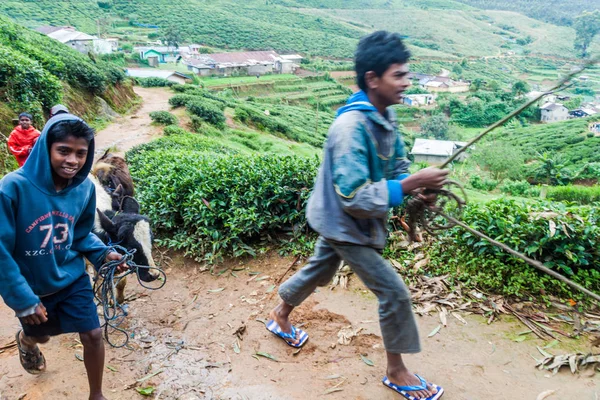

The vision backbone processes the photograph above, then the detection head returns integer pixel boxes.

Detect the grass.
[200,74,299,88]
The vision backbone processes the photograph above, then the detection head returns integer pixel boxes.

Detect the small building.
[125,69,193,84]
[420,76,470,93]
[569,108,598,119]
[526,91,557,104]
[135,47,181,63]
[540,102,569,123]
[36,26,113,54]
[410,139,468,165]
[280,54,303,64]
[401,94,435,107]
[183,50,298,77]
[590,121,600,134]
[105,38,119,52]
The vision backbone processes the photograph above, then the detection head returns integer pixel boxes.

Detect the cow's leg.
[116,277,127,305]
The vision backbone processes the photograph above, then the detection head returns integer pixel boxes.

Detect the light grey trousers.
[279,236,421,354]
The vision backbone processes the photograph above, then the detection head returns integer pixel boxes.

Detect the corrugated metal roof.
[410,138,466,157]
[540,102,565,111]
[208,51,279,64]
[48,29,97,43]
[36,25,71,34]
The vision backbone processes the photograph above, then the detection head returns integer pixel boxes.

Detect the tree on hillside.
[420,114,450,140]
[512,80,530,97]
[574,10,600,58]
[473,142,525,180]
[161,26,182,52]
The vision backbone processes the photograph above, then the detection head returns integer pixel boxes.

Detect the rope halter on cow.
[94,245,167,348]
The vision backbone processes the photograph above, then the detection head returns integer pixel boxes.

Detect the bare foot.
[89,394,107,400]
[269,303,299,345]
[387,368,437,399]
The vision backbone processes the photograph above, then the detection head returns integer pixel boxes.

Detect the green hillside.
[496,117,600,165]
[453,0,600,26]
[1,0,597,60]
[0,15,137,176]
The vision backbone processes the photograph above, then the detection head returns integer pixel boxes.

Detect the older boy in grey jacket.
[267,31,448,400]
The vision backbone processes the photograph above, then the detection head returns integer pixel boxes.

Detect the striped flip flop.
[266,319,309,348]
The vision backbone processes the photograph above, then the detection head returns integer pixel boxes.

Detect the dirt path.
[94,86,172,158]
[0,252,597,400]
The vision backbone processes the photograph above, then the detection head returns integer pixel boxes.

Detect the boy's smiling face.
[49,135,89,189]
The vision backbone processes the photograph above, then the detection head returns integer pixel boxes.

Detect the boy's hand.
[22,304,48,325]
[106,252,129,274]
[399,168,449,195]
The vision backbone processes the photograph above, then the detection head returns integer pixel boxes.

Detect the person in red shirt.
[7,113,41,167]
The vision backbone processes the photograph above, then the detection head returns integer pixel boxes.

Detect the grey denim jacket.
[306,108,410,249]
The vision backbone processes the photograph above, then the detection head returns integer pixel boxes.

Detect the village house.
[136,46,181,66]
[419,76,470,93]
[36,26,113,54]
[401,94,435,107]
[184,51,301,77]
[125,68,192,85]
[540,102,569,123]
[410,138,468,165]
[569,107,598,119]
[590,121,600,135]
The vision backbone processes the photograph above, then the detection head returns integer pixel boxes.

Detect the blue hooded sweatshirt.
[0,113,108,314]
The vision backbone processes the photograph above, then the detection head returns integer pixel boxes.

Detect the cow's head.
[96,209,159,282]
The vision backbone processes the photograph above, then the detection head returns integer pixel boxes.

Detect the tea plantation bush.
[126,148,319,261]
[138,77,175,87]
[499,180,541,197]
[186,99,226,128]
[546,185,600,205]
[416,199,600,300]
[150,111,178,125]
[163,125,188,136]
[126,132,234,160]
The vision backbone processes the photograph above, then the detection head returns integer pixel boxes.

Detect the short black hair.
[47,120,95,148]
[355,31,411,92]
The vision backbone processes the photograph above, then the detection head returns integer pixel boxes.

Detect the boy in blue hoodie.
[267,32,448,400]
[0,113,125,400]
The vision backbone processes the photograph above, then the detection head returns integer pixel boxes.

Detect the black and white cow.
[90,174,159,304]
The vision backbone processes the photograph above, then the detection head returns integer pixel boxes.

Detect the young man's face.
[369,63,411,107]
[19,116,32,130]
[50,136,89,183]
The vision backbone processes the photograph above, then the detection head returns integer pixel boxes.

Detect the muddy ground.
[1,252,598,400]
[1,87,598,400]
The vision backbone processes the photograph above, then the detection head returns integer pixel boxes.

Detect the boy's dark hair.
[355,31,411,92]
[47,120,95,148]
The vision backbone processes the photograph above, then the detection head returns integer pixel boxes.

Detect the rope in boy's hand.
[94,245,167,348]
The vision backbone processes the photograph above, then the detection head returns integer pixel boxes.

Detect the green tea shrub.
[150,111,178,125]
[163,125,188,136]
[499,180,540,197]
[186,99,226,127]
[127,147,319,261]
[138,77,175,87]
[416,199,600,300]
[546,185,600,204]
[469,175,498,191]
[126,132,235,160]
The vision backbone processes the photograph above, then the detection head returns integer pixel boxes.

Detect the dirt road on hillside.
[94,86,172,158]
[0,252,598,400]
[1,88,598,400]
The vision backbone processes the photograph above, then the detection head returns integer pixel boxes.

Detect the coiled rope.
[93,245,167,348]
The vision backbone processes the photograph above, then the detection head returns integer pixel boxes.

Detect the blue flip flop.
[382,374,444,400]
[266,319,309,348]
